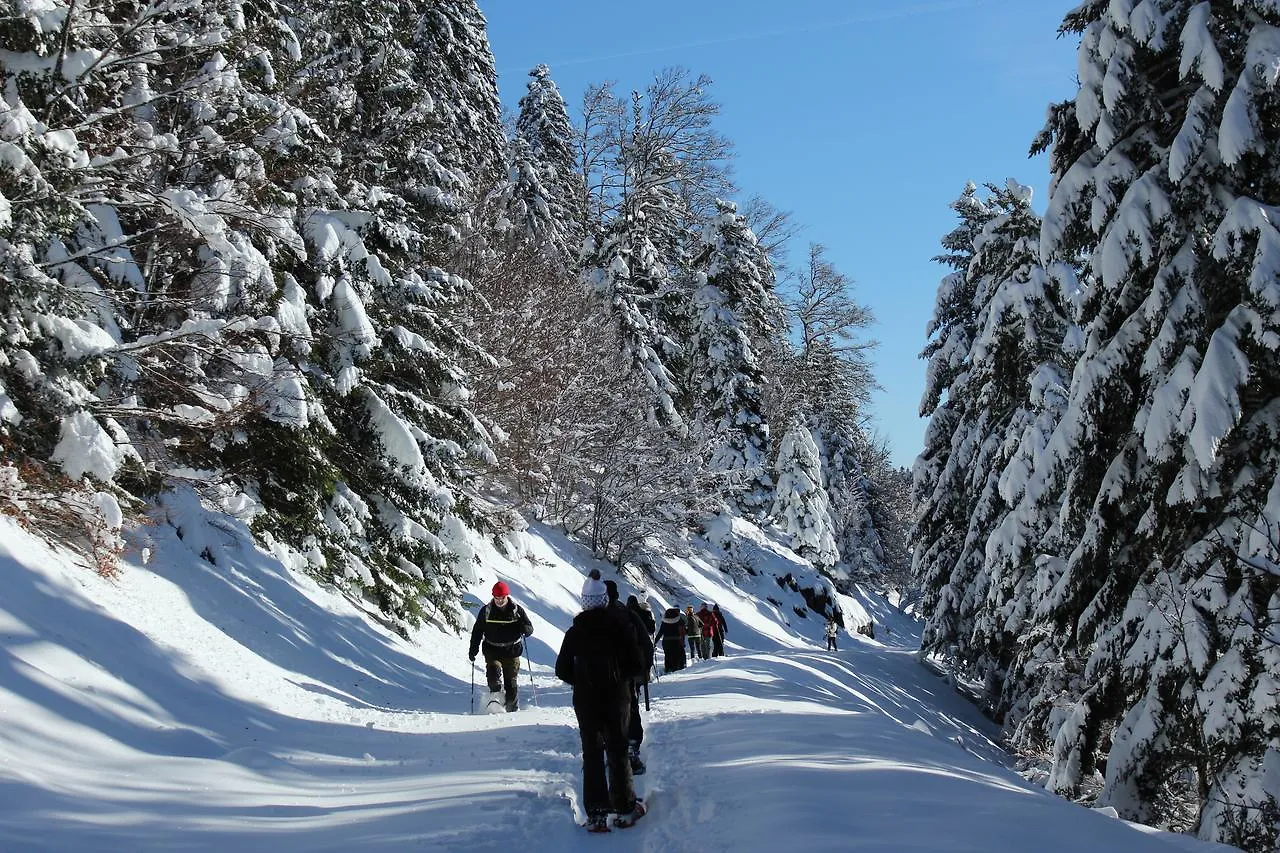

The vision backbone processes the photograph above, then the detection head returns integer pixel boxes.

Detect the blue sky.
[480,0,1080,469]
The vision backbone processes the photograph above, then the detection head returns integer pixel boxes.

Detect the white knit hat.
[581,577,608,610]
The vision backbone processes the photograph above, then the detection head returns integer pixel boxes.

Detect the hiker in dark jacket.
[468,581,533,712]
[655,607,687,672]
[627,594,656,638]
[555,576,647,831]
[606,581,653,775]
[712,603,729,657]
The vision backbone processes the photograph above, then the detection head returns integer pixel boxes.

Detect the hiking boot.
[613,798,646,828]
[505,696,518,712]
[628,750,646,775]
[585,812,611,833]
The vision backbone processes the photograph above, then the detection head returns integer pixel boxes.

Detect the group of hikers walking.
[468,572,736,831]
[654,601,728,673]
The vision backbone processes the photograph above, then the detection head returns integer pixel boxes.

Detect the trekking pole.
[643,679,650,712]
[525,646,538,708]
[470,658,476,714]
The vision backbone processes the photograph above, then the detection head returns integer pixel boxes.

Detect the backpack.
[573,617,624,690]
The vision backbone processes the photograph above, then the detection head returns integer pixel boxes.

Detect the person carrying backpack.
[605,581,653,776]
[555,575,648,832]
[712,604,729,657]
[468,581,534,712]
[655,607,687,672]
[683,605,702,661]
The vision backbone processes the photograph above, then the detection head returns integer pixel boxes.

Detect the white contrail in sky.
[498,0,999,75]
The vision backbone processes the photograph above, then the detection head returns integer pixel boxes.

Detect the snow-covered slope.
[0,505,1239,852]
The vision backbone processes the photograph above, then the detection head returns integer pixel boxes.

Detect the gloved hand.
[468,652,476,662]
[524,626,534,637]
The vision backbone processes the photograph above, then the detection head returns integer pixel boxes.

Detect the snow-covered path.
[0,515,1238,852]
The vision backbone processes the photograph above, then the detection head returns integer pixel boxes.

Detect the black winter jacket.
[554,605,644,693]
[655,609,685,642]
[630,601,657,637]
[469,599,533,660]
[612,600,654,672]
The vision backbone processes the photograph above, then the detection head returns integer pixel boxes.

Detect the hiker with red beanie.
[469,581,534,712]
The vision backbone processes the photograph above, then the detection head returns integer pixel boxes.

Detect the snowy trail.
[0,517,1241,852]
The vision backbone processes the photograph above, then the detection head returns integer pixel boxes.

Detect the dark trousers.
[662,638,686,672]
[627,681,643,748]
[485,655,520,702]
[826,636,838,651]
[575,684,635,815]
[712,633,725,657]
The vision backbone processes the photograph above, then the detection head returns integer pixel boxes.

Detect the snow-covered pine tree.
[972,261,1077,727]
[757,243,883,587]
[1,0,309,516]
[771,419,838,569]
[1013,3,1280,846]
[914,183,996,658]
[919,182,1046,679]
[789,244,880,576]
[419,0,506,196]
[688,199,780,512]
[513,64,585,260]
[581,175,687,428]
[580,69,740,428]
[855,437,914,595]
[256,0,503,632]
[918,181,1075,715]
[801,340,881,581]
[499,136,564,259]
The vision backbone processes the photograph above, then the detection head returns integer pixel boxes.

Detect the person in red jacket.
[696,603,716,661]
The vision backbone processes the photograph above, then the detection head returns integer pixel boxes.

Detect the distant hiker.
[468,581,534,712]
[555,576,648,831]
[825,615,839,651]
[605,581,653,775]
[684,605,702,661]
[696,603,716,660]
[627,594,657,638]
[711,604,728,657]
[655,607,687,673]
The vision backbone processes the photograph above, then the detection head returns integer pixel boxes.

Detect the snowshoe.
[484,692,506,714]
[613,799,647,829]
[584,812,611,833]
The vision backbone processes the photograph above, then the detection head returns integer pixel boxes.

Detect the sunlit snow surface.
[0,512,1240,852]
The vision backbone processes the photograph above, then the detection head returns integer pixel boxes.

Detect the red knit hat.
[492,581,510,598]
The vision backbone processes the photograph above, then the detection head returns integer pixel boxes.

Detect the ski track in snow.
[0,515,1244,853]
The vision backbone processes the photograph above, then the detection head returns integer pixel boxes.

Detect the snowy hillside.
[0,509,1239,852]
